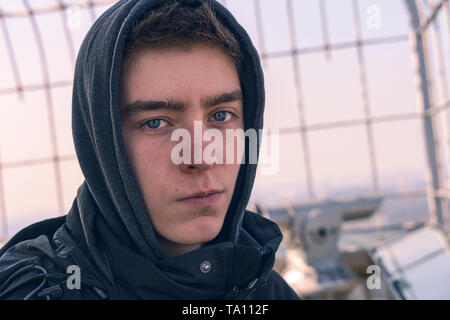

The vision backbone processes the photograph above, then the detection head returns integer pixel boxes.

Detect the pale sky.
[0,0,449,236]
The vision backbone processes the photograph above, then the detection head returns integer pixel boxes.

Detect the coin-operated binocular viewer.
[258,195,383,299]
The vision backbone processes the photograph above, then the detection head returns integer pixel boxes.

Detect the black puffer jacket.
[0,0,299,300]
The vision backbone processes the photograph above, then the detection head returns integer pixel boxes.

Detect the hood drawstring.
[23,265,49,300]
[0,264,109,300]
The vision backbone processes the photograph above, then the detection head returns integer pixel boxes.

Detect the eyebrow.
[120,89,243,117]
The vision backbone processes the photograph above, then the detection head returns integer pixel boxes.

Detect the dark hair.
[122,0,243,71]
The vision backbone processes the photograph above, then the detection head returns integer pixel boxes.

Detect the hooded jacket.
[0,0,299,300]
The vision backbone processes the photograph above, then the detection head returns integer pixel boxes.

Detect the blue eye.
[143,119,168,130]
[212,111,231,122]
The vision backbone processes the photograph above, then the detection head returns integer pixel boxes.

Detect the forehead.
[119,43,241,107]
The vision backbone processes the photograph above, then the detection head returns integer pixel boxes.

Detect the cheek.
[124,135,172,186]
[218,162,241,192]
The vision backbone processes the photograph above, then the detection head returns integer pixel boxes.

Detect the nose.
[178,120,216,173]
[180,159,214,172]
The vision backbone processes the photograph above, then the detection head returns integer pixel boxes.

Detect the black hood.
[62,0,284,298]
[0,0,296,300]
[69,0,266,262]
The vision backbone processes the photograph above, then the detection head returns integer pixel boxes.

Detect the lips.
[178,189,223,207]
[180,189,222,200]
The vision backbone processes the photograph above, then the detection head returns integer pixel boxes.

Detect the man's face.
[119,43,243,255]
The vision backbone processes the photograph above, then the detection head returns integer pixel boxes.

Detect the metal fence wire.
[0,0,449,242]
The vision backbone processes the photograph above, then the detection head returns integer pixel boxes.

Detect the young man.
[0,0,299,299]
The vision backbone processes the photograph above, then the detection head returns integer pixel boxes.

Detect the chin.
[178,216,224,245]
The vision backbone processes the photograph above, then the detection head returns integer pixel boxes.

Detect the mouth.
[178,189,224,207]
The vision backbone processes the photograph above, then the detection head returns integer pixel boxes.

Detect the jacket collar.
[83,210,283,299]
